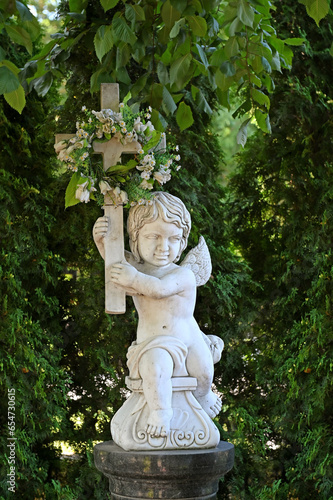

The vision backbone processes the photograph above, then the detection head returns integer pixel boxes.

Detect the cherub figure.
[93,192,223,439]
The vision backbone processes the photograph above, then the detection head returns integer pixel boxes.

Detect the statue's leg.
[186,341,222,418]
[138,348,174,438]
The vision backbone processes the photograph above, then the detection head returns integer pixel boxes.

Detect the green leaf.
[237,118,251,147]
[116,42,130,69]
[4,84,26,114]
[170,0,187,13]
[132,4,145,20]
[255,109,271,133]
[144,130,163,152]
[210,48,225,67]
[116,66,131,84]
[94,25,114,61]
[131,74,147,97]
[162,0,181,29]
[69,0,88,12]
[170,53,193,89]
[0,65,20,94]
[195,88,212,115]
[151,109,168,132]
[100,0,120,11]
[237,0,254,27]
[65,173,85,208]
[220,61,236,77]
[261,56,272,73]
[162,86,177,115]
[250,74,262,87]
[170,18,185,38]
[112,16,137,45]
[195,43,209,69]
[224,37,239,58]
[299,0,329,25]
[22,15,40,42]
[0,47,6,61]
[32,71,53,97]
[5,25,32,54]
[252,89,270,110]
[16,1,34,21]
[187,15,207,37]
[176,101,194,131]
[157,62,169,85]
[284,37,305,46]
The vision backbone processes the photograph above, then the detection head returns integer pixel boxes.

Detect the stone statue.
[93,192,224,451]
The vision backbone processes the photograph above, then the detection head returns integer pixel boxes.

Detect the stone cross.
[56,83,162,314]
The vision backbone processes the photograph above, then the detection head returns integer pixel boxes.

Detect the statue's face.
[137,217,183,267]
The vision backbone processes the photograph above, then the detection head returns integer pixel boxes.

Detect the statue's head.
[127,192,191,263]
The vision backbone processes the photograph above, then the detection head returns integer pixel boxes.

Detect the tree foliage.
[0,0,310,140]
[224,3,333,497]
[1,1,332,499]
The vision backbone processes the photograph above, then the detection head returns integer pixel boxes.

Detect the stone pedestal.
[111,376,220,451]
[94,440,234,500]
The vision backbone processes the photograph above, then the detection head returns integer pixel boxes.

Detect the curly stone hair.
[127,192,191,263]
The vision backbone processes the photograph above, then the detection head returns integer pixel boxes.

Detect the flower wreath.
[55,103,181,208]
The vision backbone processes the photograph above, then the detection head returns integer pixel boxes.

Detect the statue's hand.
[110,261,138,288]
[93,216,109,244]
[93,216,109,260]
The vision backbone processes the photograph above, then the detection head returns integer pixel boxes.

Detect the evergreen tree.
[0,31,77,498]
[225,4,333,498]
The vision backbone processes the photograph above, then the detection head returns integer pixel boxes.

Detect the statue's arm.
[110,264,195,299]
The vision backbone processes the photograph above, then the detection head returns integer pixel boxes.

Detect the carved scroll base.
[111,376,220,452]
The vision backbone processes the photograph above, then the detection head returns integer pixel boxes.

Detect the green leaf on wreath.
[65,173,86,208]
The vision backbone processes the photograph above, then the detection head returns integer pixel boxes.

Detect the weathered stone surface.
[94,440,235,499]
[94,193,225,451]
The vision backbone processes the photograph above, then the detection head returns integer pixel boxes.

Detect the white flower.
[141,171,151,180]
[96,129,103,139]
[175,145,179,151]
[175,155,181,161]
[139,179,154,190]
[58,148,70,161]
[92,110,109,123]
[121,127,127,134]
[54,140,67,154]
[73,140,84,149]
[176,165,182,171]
[103,123,111,134]
[75,181,90,203]
[138,148,144,154]
[99,180,112,195]
[120,121,125,128]
[79,152,89,161]
[111,126,116,134]
[107,186,128,205]
[120,190,128,204]
[119,102,124,109]
[148,106,152,112]
[154,170,171,184]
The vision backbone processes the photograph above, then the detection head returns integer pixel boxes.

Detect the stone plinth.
[111,376,220,451]
[94,440,234,500]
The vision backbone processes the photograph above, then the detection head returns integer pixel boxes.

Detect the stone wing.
[180,236,212,287]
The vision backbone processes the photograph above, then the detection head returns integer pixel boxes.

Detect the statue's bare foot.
[145,409,173,438]
[196,391,222,418]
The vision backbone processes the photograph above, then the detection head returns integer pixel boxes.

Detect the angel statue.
[93,192,224,451]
